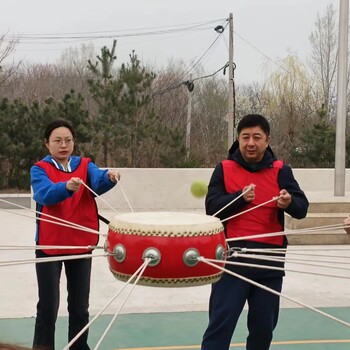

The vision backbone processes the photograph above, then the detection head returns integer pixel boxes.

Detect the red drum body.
[106,212,226,287]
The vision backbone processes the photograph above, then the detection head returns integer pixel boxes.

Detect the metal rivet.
[142,247,161,267]
[113,244,126,263]
[215,244,225,261]
[183,248,199,267]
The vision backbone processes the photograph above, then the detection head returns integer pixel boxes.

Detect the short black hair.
[44,119,75,141]
[236,114,270,136]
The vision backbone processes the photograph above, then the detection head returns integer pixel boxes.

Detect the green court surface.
[1,307,350,350]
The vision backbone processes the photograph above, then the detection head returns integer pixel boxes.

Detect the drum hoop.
[108,226,223,237]
[111,270,223,287]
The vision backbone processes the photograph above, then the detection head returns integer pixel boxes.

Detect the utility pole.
[334,0,349,196]
[227,13,234,149]
[185,74,193,160]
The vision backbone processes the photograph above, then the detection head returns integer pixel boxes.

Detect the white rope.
[243,247,350,260]
[62,260,150,350]
[93,258,151,349]
[230,248,282,253]
[0,253,106,267]
[80,180,119,214]
[117,180,134,212]
[213,185,253,217]
[277,246,350,252]
[218,191,350,244]
[232,246,350,258]
[198,257,350,329]
[0,200,102,235]
[293,222,349,233]
[229,252,350,272]
[221,195,282,223]
[203,258,350,279]
[226,227,348,243]
[225,230,285,243]
[0,244,104,251]
[226,222,350,244]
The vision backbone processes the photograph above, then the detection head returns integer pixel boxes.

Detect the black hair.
[44,119,75,141]
[236,114,270,136]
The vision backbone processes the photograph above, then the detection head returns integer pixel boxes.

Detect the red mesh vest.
[35,157,99,255]
[222,159,284,246]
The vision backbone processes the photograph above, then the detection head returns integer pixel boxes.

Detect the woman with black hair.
[31,119,120,350]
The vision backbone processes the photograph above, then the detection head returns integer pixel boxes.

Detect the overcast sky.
[2,0,339,83]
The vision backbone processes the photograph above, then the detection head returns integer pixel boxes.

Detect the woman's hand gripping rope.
[107,169,121,183]
[66,169,121,193]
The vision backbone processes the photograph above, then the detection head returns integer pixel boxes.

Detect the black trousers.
[33,250,92,350]
[201,273,283,350]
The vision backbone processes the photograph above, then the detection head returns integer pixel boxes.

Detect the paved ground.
[1,209,350,349]
[1,308,350,350]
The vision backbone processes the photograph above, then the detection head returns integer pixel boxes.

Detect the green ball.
[190,180,208,198]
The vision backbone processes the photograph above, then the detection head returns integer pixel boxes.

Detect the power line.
[234,30,292,75]
[5,19,226,43]
[180,21,229,79]
[151,61,229,99]
[151,18,229,99]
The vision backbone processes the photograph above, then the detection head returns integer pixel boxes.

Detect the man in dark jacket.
[201,114,309,350]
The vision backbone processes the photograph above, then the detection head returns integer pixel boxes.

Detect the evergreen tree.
[291,107,336,167]
[87,40,125,167]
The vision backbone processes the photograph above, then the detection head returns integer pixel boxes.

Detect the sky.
[1,0,340,84]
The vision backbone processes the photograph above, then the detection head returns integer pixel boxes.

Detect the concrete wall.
[96,168,213,212]
[292,168,350,192]
[2,168,350,211]
[96,168,350,212]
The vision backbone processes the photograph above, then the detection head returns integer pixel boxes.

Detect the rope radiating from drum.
[198,257,350,329]
[227,251,350,271]
[93,258,151,350]
[240,247,350,256]
[79,180,119,214]
[80,177,134,213]
[0,253,107,267]
[225,224,350,245]
[117,180,134,212]
[62,259,150,350]
[213,185,253,217]
[221,195,282,223]
[226,252,350,273]
[0,244,104,251]
[203,257,350,279]
[0,200,102,235]
[265,246,350,252]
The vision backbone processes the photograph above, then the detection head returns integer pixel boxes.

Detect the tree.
[149,61,189,164]
[0,33,20,96]
[308,4,338,122]
[0,90,91,190]
[117,51,156,166]
[57,43,96,96]
[88,42,168,167]
[190,76,228,166]
[291,106,336,167]
[0,98,44,189]
[43,90,92,157]
[87,40,123,166]
[235,82,265,118]
[262,54,315,163]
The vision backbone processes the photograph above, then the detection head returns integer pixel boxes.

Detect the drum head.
[109,211,223,237]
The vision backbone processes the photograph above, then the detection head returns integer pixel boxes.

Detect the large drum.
[105,211,226,287]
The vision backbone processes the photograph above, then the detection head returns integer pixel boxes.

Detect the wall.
[95,168,350,212]
[2,168,348,211]
[96,168,212,212]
